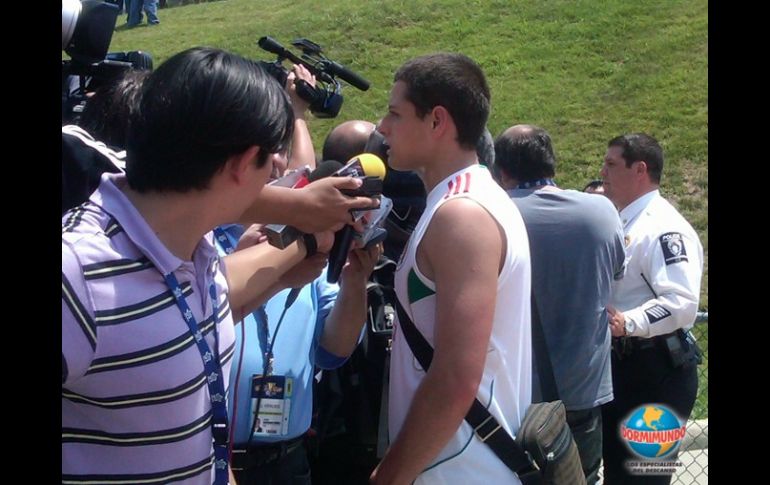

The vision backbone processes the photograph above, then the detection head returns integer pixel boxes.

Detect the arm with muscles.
[371,199,503,484]
[285,64,317,171]
[319,243,382,359]
[612,232,703,338]
[236,178,376,233]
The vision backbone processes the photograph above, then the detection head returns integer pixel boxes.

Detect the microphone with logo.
[326,153,387,283]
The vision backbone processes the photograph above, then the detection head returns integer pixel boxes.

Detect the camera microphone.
[319,60,370,91]
[326,154,387,284]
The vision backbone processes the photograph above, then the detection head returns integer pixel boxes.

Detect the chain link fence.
[671,311,708,484]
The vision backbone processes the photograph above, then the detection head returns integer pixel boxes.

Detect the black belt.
[230,435,305,470]
[613,330,679,357]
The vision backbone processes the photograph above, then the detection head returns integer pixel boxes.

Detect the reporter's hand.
[235,224,268,252]
[296,177,379,233]
[278,253,328,289]
[312,230,335,254]
[341,243,382,284]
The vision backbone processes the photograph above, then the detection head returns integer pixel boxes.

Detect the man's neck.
[618,185,658,211]
[122,185,220,261]
[421,149,479,192]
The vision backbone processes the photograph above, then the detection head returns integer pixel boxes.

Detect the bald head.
[503,124,538,138]
[322,120,376,163]
[494,124,557,184]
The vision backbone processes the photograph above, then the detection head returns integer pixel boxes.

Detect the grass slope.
[109,0,707,308]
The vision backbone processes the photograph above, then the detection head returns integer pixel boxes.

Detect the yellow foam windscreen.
[355,153,387,179]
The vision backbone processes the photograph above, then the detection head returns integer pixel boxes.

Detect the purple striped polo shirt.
[62,173,235,484]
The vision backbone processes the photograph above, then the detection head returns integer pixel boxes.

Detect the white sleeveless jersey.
[389,164,532,483]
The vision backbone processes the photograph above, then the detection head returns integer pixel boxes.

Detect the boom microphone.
[318,60,370,91]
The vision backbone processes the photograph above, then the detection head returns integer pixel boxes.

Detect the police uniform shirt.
[611,190,704,338]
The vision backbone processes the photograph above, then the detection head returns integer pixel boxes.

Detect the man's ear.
[636,160,648,177]
[430,105,451,136]
[228,145,261,184]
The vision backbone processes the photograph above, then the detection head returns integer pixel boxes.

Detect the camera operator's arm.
[286,64,317,171]
[237,178,378,233]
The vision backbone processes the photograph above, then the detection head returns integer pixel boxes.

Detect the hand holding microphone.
[264,156,385,250]
[326,154,387,283]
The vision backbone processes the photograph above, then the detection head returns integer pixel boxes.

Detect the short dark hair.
[394,53,490,150]
[607,133,664,183]
[79,69,150,149]
[583,179,604,192]
[126,47,294,193]
[494,126,556,182]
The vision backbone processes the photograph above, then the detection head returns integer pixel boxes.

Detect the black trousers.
[567,406,603,485]
[233,441,312,485]
[601,345,698,485]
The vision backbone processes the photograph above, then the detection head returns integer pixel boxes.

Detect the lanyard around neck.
[214,227,236,255]
[164,271,229,485]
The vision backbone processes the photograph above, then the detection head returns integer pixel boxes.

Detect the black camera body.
[62,1,153,124]
[257,36,369,118]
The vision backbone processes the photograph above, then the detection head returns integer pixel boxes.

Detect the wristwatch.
[624,317,635,337]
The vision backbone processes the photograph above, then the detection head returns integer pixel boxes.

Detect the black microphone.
[309,160,344,181]
[319,60,370,91]
[264,161,344,249]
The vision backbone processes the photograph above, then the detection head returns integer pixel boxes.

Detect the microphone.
[264,161,343,249]
[318,60,370,91]
[326,154,387,284]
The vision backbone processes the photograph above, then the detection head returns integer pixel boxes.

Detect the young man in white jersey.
[371,53,533,484]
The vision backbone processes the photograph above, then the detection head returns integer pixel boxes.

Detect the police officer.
[599,133,704,484]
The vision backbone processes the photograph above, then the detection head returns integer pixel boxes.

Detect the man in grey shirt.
[494,125,625,484]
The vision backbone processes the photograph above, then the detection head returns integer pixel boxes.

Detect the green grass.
[107,0,707,304]
[104,0,708,419]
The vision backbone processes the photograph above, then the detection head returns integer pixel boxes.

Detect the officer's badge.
[660,232,688,265]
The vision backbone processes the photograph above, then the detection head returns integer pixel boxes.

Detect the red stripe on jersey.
[463,172,471,193]
[452,175,462,195]
[444,179,454,199]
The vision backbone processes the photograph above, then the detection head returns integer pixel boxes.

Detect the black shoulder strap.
[394,298,540,481]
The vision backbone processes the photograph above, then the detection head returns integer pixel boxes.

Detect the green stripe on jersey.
[408,268,435,304]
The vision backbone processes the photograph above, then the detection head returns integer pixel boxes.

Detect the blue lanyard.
[517,178,557,189]
[164,272,229,485]
[214,227,236,255]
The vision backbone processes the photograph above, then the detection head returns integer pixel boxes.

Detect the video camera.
[257,36,370,118]
[62,0,153,124]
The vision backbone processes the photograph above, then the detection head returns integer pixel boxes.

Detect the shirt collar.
[427,163,488,205]
[90,173,218,275]
[619,189,659,228]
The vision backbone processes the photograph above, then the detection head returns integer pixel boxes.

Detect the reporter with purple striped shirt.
[62,47,337,485]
